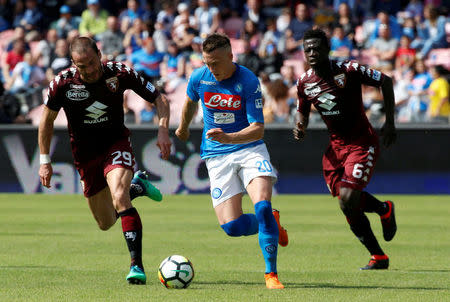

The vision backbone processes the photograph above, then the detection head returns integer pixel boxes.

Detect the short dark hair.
[70,36,99,56]
[303,28,330,50]
[202,33,231,53]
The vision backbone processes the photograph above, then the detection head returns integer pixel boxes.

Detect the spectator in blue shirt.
[286,3,313,52]
[129,37,164,84]
[330,25,354,61]
[411,5,448,59]
[13,0,43,38]
[366,11,402,48]
[119,0,150,30]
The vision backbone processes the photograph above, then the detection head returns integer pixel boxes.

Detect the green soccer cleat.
[131,170,163,202]
[126,265,147,285]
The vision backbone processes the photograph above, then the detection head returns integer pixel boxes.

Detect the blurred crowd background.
[0,0,449,126]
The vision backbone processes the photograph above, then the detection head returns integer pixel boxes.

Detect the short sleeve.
[45,77,63,112]
[120,66,160,103]
[186,69,200,102]
[244,76,264,124]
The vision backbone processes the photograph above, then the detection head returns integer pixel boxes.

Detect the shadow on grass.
[0,265,58,269]
[194,280,447,291]
[399,269,450,273]
[0,232,70,236]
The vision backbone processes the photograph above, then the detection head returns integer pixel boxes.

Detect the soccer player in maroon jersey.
[294,29,397,270]
[38,37,171,284]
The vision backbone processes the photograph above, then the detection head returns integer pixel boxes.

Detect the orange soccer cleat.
[272,209,289,247]
[265,272,285,289]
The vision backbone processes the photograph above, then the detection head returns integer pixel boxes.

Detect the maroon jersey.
[297,60,385,144]
[45,61,160,161]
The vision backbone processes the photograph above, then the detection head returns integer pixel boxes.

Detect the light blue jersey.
[187,64,264,159]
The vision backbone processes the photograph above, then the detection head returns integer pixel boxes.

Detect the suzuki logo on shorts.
[204,92,241,110]
[85,101,107,119]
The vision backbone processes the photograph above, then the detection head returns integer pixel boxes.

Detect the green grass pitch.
[0,194,449,302]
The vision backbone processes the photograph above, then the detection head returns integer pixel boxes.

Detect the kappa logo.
[200,80,216,85]
[85,101,108,120]
[254,84,261,93]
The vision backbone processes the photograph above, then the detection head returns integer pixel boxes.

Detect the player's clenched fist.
[175,127,190,142]
[39,163,53,188]
[293,122,306,142]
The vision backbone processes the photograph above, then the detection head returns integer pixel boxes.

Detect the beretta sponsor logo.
[204,92,241,110]
[66,89,89,101]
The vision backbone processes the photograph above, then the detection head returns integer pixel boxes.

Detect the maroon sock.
[118,207,143,270]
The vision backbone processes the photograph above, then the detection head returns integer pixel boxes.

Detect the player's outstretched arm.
[175,97,198,142]
[380,75,397,148]
[38,106,58,188]
[206,122,264,144]
[155,94,172,160]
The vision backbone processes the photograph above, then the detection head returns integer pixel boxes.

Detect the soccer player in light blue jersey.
[175,33,288,289]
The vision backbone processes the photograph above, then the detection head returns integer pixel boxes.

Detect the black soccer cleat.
[380,200,397,241]
[360,255,389,270]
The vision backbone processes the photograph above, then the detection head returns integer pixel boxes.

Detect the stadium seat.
[166,82,188,125]
[28,104,68,126]
[0,29,14,49]
[354,25,365,46]
[230,38,245,58]
[426,48,450,69]
[29,41,40,58]
[359,49,378,66]
[446,21,450,43]
[282,59,305,78]
[223,17,244,39]
[124,89,146,124]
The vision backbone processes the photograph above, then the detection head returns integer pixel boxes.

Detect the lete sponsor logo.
[204,92,241,110]
[66,89,89,101]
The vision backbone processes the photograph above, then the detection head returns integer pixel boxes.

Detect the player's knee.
[339,188,362,217]
[95,213,117,231]
[97,220,114,231]
[254,200,272,222]
[221,219,243,237]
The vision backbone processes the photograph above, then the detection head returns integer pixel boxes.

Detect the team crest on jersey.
[235,83,242,92]
[105,76,119,92]
[334,73,346,88]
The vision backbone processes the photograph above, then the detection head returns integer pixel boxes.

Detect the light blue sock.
[220,214,258,236]
[254,200,279,273]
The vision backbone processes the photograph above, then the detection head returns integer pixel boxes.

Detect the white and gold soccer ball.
[158,255,194,289]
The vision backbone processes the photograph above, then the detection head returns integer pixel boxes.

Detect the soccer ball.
[158,255,194,289]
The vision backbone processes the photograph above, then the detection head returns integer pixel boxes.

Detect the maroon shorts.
[322,140,379,197]
[75,137,135,197]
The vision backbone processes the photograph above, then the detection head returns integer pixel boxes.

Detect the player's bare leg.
[247,177,284,289]
[339,187,389,270]
[106,168,146,284]
[87,187,117,230]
